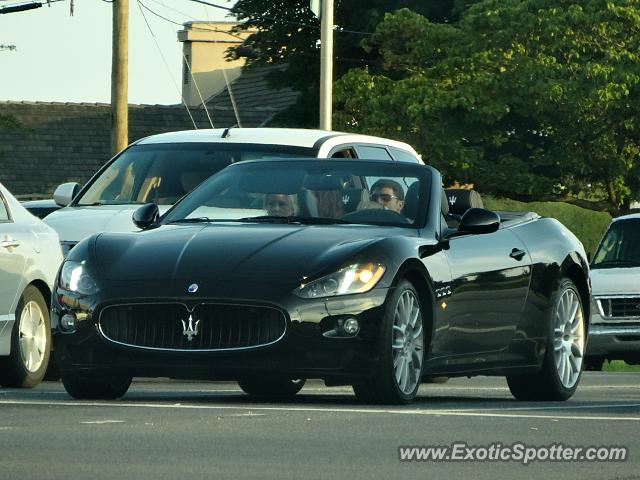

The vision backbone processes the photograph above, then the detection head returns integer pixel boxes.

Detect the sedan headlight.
[59,261,99,295]
[295,263,386,298]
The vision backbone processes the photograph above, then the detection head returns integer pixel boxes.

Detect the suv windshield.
[162,159,431,228]
[76,143,313,206]
[592,218,640,269]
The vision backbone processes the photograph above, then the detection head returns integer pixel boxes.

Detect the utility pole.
[111,0,128,155]
[318,0,333,130]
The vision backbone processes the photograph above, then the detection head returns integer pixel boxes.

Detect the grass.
[602,360,640,372]
[483,196,612,255]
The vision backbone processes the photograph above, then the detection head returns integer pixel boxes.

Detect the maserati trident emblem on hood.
[181,315,200,341]
[188,283,199,293]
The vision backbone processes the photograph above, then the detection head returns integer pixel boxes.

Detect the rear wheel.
[238,377,306,397]
[0,286,51,388]
[507,278,585,401]
[353,279,424,404]
[61,371,132,400]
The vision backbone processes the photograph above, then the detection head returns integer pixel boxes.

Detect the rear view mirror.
[132,203,159,230]
[458,208,500,235]
[53,182,81,207]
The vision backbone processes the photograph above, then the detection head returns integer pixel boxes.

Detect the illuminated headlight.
[295,263,386,298]
[59,261,99,295]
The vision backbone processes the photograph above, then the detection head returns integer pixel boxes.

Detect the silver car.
[0,182,63,387]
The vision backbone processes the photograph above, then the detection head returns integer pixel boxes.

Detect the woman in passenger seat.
[264,193,299,217]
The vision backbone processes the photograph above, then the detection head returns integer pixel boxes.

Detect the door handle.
[1,239,20,249]
[509,248,526,261]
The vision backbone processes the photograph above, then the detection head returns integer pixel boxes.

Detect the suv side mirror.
[53,182,81,207]
[458,208,500,235]
[132,203,159,230]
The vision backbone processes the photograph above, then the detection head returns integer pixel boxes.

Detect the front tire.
[238,377,306,397]
[507,278,585,401]
[61,371,132,399]
[0,286,51,388]
[352,279,425,404]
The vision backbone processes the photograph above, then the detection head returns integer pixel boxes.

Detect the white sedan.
[0,182,62,387]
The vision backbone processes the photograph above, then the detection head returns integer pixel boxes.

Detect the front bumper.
[587,323,640,360]
[53,286,390,382]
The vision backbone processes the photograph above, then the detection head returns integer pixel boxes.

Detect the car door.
[0,191,27,319]
[439,228,532,360]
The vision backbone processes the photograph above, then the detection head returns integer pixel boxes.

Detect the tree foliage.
[228,0,470,127]
[334,1,640,213]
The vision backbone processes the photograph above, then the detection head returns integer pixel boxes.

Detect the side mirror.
[132,203,159,230]
[458,208,500,235]
[53,182,81,207]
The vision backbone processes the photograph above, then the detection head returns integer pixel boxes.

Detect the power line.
[136,0,214,129]
[139,0,246,40]
[185,0,373,36]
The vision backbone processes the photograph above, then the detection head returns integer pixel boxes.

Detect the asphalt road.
[1,373,639,480]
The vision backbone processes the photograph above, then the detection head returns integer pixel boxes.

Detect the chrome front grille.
[597,297,640,319]
[98,302,287,351]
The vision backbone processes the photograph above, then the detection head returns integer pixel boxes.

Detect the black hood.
[93,223,411,286]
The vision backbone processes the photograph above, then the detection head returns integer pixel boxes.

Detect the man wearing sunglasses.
[370,179,405,214]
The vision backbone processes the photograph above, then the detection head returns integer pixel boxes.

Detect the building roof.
[202,66,300,128]
[0,66,301,197]
[0,101,215,197]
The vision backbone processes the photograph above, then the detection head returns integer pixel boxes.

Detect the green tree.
[334,1,640,213]
[228,0,475,127]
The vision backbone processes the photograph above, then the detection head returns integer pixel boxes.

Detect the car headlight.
[59,261,99,295]
[295,263,386,298]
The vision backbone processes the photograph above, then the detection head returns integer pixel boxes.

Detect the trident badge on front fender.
[181,314,200,341]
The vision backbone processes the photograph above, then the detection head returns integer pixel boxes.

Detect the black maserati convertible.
[52,159,590,404]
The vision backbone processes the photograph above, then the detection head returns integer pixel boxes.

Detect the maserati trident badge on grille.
[181,314,200,341]
[188,283,199,293]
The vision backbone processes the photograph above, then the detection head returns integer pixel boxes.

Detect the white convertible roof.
[136,127,415,152]
[613,213,640,222]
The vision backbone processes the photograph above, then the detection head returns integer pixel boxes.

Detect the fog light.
[342,317,360,336]
[60,313,77,332]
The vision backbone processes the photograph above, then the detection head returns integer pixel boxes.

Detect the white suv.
[587,213,640,369]
[43,128,422,256]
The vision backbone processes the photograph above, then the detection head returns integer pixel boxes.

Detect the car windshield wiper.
[167,217,213,224]
[237,215,350,225]
[78,200,144,206]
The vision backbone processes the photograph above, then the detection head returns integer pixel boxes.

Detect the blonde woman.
[264,193,298,216]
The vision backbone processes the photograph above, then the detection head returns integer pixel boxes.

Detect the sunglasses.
[370,193,400,202]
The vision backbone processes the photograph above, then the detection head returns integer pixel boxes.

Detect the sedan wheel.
[507,278,585,401]
[353,279,424,404]
[0,286,51,388]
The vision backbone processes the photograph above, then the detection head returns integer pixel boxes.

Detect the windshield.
[162,160,431,228]
[592,218,640,268]
[76,143,314,206]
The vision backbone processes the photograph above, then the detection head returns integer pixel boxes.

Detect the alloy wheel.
[553,287,585,389]
[391,290,424,395]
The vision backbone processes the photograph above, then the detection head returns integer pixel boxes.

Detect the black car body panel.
[52,159,590,390]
